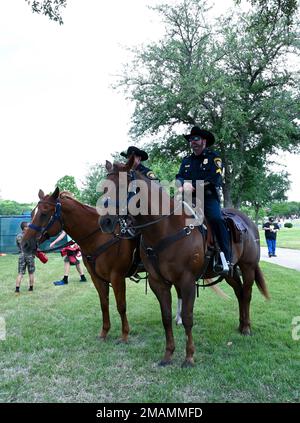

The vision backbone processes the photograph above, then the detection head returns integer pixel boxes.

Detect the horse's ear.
[105,160,113,172]
[38,189,45,200]
[127,155,135,170]
[51,186,60,200]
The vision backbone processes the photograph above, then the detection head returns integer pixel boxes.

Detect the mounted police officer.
[121,146,157,180]
[176,126,231,274]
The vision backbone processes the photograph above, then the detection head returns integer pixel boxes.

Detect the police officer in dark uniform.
[176,126,231,274]
[121,146,157,180]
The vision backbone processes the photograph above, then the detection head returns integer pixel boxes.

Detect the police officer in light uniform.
[176,126,231,274]
[121,146,157,180]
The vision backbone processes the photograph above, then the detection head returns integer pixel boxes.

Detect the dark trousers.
[204,195,231,262]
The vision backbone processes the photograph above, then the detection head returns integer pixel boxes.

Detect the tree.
[81,163,106,206]
[25,0,67,24]
[234,0,298,26]
[56,175,81,199]
[239,167,290,224]
[270,201,300,217]
[0,200,35,216]
[117,0,300,207]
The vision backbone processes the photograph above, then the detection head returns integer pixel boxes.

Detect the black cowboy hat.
[183,126,215,146]
[120,146,148,161]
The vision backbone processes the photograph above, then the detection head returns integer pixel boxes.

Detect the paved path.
[260,247,300,272]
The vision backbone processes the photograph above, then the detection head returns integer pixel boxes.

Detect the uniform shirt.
[176,148,223,192]
[263,221,280,240]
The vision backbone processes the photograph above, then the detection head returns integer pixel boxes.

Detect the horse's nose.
[22,239,36,254]
[22,240,30,253]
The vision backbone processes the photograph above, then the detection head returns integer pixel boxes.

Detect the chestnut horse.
[22,187,138,342]
[105,158,269,367]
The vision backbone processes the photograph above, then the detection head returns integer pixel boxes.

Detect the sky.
[0,0,299,203]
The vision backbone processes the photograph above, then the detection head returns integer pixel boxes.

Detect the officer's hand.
[182,182,195,192]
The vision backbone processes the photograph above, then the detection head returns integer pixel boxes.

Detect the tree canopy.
[117,0,300,207]
[0,200,34,216]
[81,163,106,206]
[56,175,81,199]
[25,0,67,24]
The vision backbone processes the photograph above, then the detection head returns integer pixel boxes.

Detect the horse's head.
[103,157,137,232]
[105,156,135,208]
[22,187,63,254]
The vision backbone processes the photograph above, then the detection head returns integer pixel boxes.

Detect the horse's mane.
[59,191,98,215]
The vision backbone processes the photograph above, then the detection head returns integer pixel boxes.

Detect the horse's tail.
[204,279,231,300]
[255,265,270,299]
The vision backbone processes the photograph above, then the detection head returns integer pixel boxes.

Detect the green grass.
[0,254,299,403]
[259,227,300,250]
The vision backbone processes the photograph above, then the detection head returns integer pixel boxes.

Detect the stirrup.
[129,274,142,283]
[213,252,231,275]
[219,252,229,272]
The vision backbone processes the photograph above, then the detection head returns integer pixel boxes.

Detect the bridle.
[29,199,64,242]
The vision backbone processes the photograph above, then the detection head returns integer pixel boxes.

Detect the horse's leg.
[174,285,182,325]
[110,274,130,343]
[179,279,196,367]
[238,265,255,335]
[91,275,111,340]
[148,274,175,366]
[224,267,244,332]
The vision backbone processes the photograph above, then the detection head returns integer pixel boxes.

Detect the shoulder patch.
[146,171,156,179]
[214,157,222,169]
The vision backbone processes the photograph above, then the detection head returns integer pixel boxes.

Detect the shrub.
[284,222,293,228]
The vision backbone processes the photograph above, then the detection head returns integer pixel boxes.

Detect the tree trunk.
[221,152,235,208]
[254,204,260,226]
[234,198,242,209]
[223,182,234,208]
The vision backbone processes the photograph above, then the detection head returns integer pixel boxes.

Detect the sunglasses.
[189,136,202,142]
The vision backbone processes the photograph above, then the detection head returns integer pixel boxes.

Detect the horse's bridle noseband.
[29,199,64,242]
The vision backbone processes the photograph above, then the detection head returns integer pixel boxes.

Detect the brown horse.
[105,158,269,367]
[21,187,138,342]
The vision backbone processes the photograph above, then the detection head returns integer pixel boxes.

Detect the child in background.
[15,222,35,294]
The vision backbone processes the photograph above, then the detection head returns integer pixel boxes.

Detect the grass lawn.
[259,227,300,250]
[0,254,299,403]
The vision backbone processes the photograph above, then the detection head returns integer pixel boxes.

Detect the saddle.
[202,210,248,277]
[222,210,248,243]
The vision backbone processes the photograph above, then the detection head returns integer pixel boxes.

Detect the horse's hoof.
[240,327,252,336]
[96,336,107,342]
[116,338,128,345]
[181,360,195,368]
[158,359,172,367]
[175,319,182,325]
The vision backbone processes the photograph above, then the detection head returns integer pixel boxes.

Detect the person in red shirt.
[50,231,87,286]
